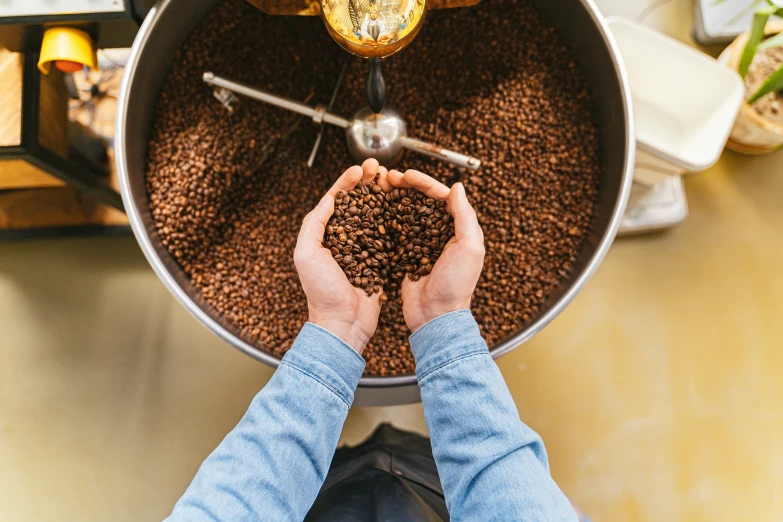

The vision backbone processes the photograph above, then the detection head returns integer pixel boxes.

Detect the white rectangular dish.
[607,17,745,173]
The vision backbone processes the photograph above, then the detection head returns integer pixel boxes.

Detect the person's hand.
[294,159,386,354]
[385,169,485,333]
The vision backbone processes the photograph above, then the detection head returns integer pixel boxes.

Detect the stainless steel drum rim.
[115,0,634,395]
[490,0,635,361]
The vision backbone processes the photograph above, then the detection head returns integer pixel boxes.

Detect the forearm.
[411,310,576,521]
[167,323,365,521]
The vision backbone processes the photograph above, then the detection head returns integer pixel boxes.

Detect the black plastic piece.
[0,5,142,52]
[306,424,447,522]
[366,58,386,114]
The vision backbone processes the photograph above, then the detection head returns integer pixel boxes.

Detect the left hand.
[293,159,386,355]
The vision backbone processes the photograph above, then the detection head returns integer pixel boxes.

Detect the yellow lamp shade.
[38,27,99,75]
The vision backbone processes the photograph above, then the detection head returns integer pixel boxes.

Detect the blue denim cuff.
[409,309,489,381]
[281,323,366,407]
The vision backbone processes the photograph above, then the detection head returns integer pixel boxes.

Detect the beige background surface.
[2,0,783,521]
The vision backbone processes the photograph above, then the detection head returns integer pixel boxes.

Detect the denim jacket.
[166,310,576,521]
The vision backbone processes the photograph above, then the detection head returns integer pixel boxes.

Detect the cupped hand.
[294,159,386,354]
[385,169,485,333]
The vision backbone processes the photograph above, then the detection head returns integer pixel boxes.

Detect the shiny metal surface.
[399,136,481,170]
[346,106,407,165]
[203,72,351,128]
[346,108,482,169]
[320,0,427,59]
[202,72,480,168]
[116,0,634,406]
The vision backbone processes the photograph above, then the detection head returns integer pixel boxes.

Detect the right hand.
[384,169,485,333]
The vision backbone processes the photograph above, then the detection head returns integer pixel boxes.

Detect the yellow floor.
[507,149,783,521]
[3,1,783,520]
[2,153,781,522]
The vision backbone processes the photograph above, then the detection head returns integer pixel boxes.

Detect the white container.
[607,17,745,173]
[693,0,780,45]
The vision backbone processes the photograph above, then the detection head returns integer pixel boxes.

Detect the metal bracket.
[212,87,237,113]
[312,104,327,125]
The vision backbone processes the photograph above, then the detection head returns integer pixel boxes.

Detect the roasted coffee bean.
[146,0,599,376]
[323,179,454,295]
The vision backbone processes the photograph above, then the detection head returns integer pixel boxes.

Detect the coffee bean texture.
[326,182,454,297]
[145,0,600,376]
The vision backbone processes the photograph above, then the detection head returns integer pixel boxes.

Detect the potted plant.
[719,1,783,154]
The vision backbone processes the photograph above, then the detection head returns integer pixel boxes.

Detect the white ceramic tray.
[607,17,745,173]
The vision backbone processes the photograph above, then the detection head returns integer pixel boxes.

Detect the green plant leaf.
[748,60,783,103]
[739,5,777,78]
[759,30,783,49]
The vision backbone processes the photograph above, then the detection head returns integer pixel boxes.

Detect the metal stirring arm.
[204,72,350,128]
[399,137,481,170]
[203,72,481,171]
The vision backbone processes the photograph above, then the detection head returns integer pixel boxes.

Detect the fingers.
[361,158,380,186]
[377,166,393,192]
[387,169,412,188]
[328,165,364,197]
[403,170,451,200]
[448,182,484,245]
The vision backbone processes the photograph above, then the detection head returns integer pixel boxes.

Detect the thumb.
[448,183,482,242]
[312,192,334,223]
[298,193,334,246]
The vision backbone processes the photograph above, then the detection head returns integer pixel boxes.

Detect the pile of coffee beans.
[146,0,600,376]
[325,181,454,296]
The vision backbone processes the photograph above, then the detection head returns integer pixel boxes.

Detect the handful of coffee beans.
[324,180,455,297]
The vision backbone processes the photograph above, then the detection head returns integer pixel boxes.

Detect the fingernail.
[456,182,466,199]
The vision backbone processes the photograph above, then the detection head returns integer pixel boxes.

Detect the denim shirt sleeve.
[166,323,365,522]
[410,310,577,522]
